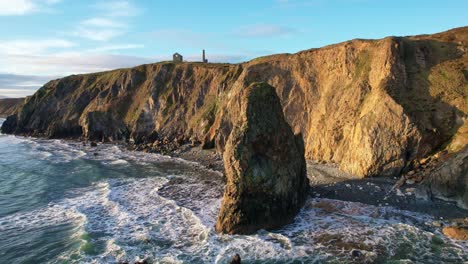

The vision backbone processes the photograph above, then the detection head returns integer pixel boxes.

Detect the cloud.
[0,37,146,76]
[92,0,141,17]
[85,44,144,53]
[74,27,125,42]
[0,39,75,55]
[75,17,127,42]
[73,1,141,41]
[0,52,151,97]
[0,0,61,16]
[0,52,153,75]
[81,17,126,28]
[149,29,208,47]
[237,24,297,38]
[0,73,58,97]
[0,0,36,15]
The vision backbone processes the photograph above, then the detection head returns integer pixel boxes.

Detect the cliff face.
[2,27,467,180]
[0,98,24,118]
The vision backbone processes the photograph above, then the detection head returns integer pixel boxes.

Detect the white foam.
[107,159,129,166]
[2,175,467,263]
[1,135,467,263]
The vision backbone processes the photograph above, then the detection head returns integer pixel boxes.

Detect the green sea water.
[0,118,466,263]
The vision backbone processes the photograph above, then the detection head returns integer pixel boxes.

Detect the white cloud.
[0,73,58,97]
[85,44,143,53]
[73,1,141,41]
[0,37,145,76]
[93,0,141,17]
[75,17,128,41]
[81,18,126,28]
[150,29,206,46]
[0,88,38,97]
[238,24,297,37]
[0,52,153,76]
[0,39,75,55]
[0,0,61,16]
[44,0,61,4]
[0,0,36,15]
[74,27,125,42]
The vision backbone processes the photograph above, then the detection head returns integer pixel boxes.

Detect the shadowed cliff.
[0,98,24,118]
[2,27,467,182]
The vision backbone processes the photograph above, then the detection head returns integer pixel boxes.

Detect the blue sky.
[0,0,466,98]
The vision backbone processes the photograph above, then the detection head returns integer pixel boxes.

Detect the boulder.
[230,254,241,264]
[442,226,468,240]
[215,82,309,235]
[425,147,468,209]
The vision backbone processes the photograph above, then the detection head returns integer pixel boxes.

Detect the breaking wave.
[0,134,466,263]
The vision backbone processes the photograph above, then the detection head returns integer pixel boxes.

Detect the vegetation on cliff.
[1,27,467,206]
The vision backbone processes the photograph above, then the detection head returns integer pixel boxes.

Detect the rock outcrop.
[425,147,468,209]
[1,27,467,205]
[443,226,468,240]
[0,98,24,118]
[215,82,308,234]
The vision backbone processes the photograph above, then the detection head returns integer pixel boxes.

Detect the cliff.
[0,98,24,118]
[2,27,467,182]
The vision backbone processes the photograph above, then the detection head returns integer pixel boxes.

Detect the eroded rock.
[442,226,468,240]
[215,82,309,234]
[425,147,468,209]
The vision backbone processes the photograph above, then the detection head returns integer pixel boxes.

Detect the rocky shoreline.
[121,140,468,234]
[1,26,466,239]
[121,132,468,217]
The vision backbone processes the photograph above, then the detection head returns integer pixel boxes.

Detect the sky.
[0,0,466,98]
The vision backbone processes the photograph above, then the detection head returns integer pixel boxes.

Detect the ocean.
[0,118,466,263]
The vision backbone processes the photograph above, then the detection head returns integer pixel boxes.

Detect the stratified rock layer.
[0,98,24,118]
[215,82,308,234]
[426,147,468,209]
[1,27,467,206]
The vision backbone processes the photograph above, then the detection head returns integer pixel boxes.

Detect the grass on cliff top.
[353,50,372,80]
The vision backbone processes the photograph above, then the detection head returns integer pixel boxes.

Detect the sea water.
[0,118,466,263]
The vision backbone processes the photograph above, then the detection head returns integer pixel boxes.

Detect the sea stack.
[215,82,309,234]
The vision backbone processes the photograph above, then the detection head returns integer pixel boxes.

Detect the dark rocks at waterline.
[90,142,98,147]
[351,249,363,258]
[425,148,468,209]
[230,254,241,264]
[215,82,309,235]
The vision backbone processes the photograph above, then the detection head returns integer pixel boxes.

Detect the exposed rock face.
[425,147,468,209]
[1,27,466,185]
[442,226,468,240]
[0,98,24,118]
[215,83,308,234]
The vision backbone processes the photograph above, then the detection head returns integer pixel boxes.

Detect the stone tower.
[202,49,208,63]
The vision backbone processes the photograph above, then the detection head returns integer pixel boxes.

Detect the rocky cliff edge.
[1,27,467,206]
